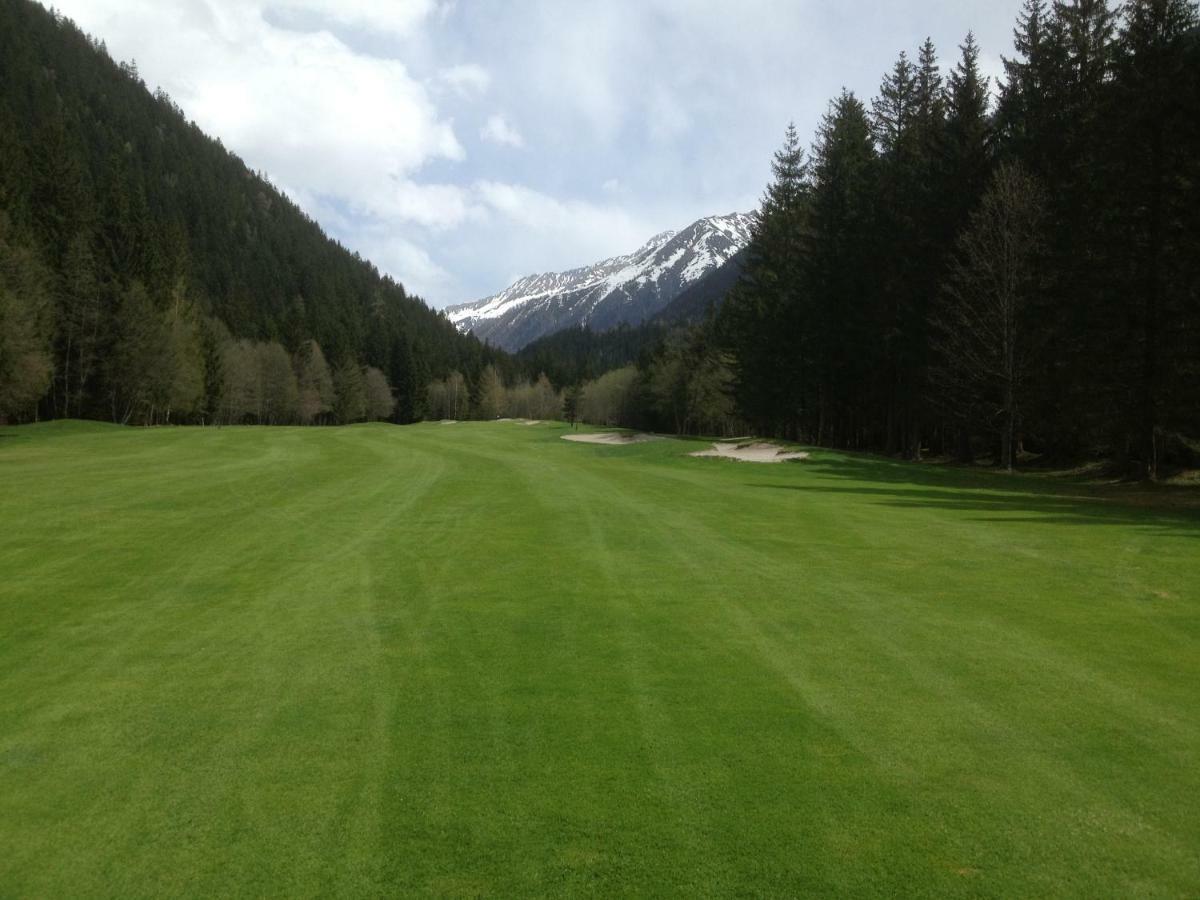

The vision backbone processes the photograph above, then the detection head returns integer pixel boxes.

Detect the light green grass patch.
[1,421,1198,896]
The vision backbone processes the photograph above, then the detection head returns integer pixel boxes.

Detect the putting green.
[1,421,1197,896]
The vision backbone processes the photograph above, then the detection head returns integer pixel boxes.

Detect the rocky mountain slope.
[446,212,753,350]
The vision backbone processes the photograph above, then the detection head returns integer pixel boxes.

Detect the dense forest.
[0,0,513,426]
[569,0,1200,479]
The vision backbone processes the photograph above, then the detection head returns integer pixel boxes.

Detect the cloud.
[56,2,463,206]
[476,181,650,254]
[480,114,524,148]
[353,233,456,301]
[267,0,437,37]
[44,0,1024,308]
[437,63,490,97]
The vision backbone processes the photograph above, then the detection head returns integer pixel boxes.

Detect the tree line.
[425,367,562,422]
[0,0,511,426]
[571,0,1199,479]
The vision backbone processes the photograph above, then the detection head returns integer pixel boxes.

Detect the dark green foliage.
[517,323,667,389]
[1103,0,1200,477]
[0,216,55,421]
[0,0,493,424]
[801,92,880,447]
[932,162,1048,472]
[718,124,811,437]
[334,360,368,424]
[562,386,582,428]
[702,1,1200,476]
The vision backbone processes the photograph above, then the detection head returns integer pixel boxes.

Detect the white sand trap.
[562,431,664,445]
[439,419,458,425]
[690,441,810,463]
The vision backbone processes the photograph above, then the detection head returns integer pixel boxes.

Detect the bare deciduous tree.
[933,161,1046,472]
[363,366,394,421]
[476,365,505,419]
[294,339,334,424]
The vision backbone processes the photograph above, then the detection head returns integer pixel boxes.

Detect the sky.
[44,1,1021,309]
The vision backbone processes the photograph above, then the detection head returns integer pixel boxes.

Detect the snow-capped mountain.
[446,212,754,351]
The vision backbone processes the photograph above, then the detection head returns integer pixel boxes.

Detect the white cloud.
[475,181,651,259]
[353,233,455,301]
[51,1,464,218]
[381,180,480,230]
[437,63,491,97]
[646,85,691,143]
[480,114,524,148]
[41,0,1023,309]
[268,0,437,37]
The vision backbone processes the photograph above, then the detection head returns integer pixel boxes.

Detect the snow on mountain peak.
[445,212,754,351]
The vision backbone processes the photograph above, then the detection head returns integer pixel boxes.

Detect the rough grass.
[1,420,1197,897]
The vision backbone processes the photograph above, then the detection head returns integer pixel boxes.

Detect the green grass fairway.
[2,421,1198,897]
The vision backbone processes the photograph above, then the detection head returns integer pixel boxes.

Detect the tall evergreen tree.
[945,33,994,237]
[1107,0,1200,477]
[56,232,101,418]
[0,218,55,423]
[806,91,879,447]
[719,124,810,437]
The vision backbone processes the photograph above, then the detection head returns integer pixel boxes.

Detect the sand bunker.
[690,441,809,463]
[562,432,664,445]
[439,419,458,425]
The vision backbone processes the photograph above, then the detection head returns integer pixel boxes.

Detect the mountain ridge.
[447,212,754,351]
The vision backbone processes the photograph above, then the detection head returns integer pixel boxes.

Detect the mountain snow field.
[446,212,754,350]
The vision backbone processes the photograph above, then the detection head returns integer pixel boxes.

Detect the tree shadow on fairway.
[751,455,1200,538]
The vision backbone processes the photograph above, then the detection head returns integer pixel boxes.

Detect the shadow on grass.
[752,454,1200,538]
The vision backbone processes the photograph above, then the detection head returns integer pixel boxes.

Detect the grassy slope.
[1,421,1197,897]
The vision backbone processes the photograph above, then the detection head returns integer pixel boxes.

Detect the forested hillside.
[0,0,501,425]
[572,0,1200,479]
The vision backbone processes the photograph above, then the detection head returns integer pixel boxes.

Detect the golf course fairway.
[1,420,1197,897]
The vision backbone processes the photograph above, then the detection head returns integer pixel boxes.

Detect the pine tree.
[806,91,879,447]
[108,282,172,424]
[163,284,205,423]
[999,0,1056,166]
[1107,0,1200,477]
[872,46,937,456]
[199,317,227,425]
[0,219,55,423]
[719,124,810,437]
[872,52,918,157]
[333,359,367,424]
[945,33,993,236]
[57,231,101,418]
